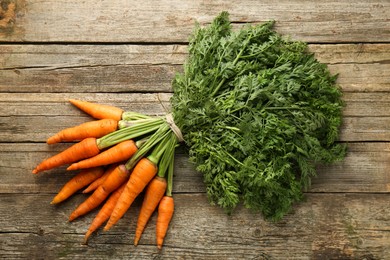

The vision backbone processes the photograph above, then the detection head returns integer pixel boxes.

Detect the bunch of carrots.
[32,99,179,249]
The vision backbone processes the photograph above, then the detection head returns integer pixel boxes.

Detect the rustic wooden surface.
[1,0,389,259]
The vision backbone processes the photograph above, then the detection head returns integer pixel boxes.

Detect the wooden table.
[1,1,389,259]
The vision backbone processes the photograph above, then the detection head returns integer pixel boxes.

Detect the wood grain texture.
[0,0,389,43]
[1,0,390,258]
[0,193,389,259]
[1,142,389,195]
[1,92,390,142]
[1,44,389,93]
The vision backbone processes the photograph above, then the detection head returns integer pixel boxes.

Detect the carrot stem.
[124,123,170,171]
[147,131,173,166]
[166,144,175,197]
[118,118,158,129]
[121,111,151,121]
[157,133,176,179]
[97,118,163,149]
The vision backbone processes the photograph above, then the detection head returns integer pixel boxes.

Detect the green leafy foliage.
[171,12,346,221]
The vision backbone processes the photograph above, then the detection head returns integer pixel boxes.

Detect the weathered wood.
[0,44,184,92]
[342,92,390,117]
[2,114,390,142]
[1,44,388,69]
[0,193,389,259]
[0,64,180,93]
[1,92,390,142]
[0,92,171,114]
[0,143,203,194]
[0,0,389,43]
[1,1,389,258]
[1,142,389,194]
[308,43,390,64]
[2,91,390,116]
[1,44,389,93]
[313,142,390,193]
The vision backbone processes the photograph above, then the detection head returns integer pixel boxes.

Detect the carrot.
[47,119,118,144]
[82,164,117,194]
[134,176,167,246]
[67,140,138,171]
[155,139,175,249]
[68,164,130,221]
[104,157,158,231]
[83,183,126,244]
[51,167,105,204]
[156,196,174,249]
[32,137,100,174]
[69,99,123,121]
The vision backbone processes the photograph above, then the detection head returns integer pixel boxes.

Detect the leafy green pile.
[171,12,346,220]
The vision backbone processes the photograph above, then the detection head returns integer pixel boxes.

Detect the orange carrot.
[82,164,117,194]
[83,183,126,244]
[134,176,167,246]
[67,140,138,171]
[155,135,176,249]
[156,196,174,249]
[104,157,158,231]
[51,167,105,204]
[32,137,100,174]
[47,119,118,144]
[68,164,130,221]
[69,99,123,121]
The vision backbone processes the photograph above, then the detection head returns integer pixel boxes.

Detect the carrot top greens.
[171,12,346,220]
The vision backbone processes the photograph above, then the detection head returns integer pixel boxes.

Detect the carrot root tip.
[46,139,57,145]
[67,165,75,171]
[83,232,91,245]
[103,226,110,232]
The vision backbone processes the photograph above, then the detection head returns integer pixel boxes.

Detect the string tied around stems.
[165,113,184,142]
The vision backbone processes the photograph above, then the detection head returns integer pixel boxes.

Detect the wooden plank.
[313,142,390,192]
[0,64,180,93]
[1,142,389,194]
[3,91,390,117]
[308,43,390,64]
[1,44,387,69]
[0,0,389,43]
[340,117,390,141]
[0,193,389,259]
[342,92,390,117]
[0,93,171,116]
[2,114,390,142]
[1,92,390,142]
[1,44,389,93]
[1,62,388,93]
[0,44,187,67]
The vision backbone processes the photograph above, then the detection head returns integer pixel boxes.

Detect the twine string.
[165,113,184,142]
